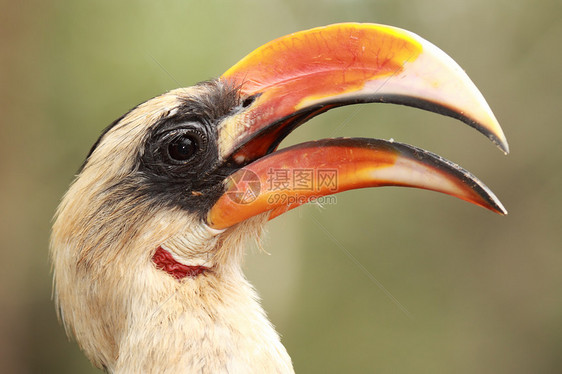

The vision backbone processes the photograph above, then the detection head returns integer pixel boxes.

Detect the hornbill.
[51,23,508,373]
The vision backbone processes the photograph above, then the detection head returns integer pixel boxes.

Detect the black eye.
[167,134,198,161]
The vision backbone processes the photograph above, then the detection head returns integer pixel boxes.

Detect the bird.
[51,23,508,373]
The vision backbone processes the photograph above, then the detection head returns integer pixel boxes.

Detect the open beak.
[207,23,508,230]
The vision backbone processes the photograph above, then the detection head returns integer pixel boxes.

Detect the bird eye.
[167,134,198,162]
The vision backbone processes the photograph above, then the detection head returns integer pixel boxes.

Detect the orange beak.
[207,23,508,230]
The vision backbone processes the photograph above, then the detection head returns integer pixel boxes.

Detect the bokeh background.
[1,0,561,373]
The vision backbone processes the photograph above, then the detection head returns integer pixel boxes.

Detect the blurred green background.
[1,0,561,373]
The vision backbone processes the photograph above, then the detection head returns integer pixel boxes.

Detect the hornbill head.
[51,23,507,372]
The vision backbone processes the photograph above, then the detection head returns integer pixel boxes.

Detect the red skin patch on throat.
[152,246,208,280]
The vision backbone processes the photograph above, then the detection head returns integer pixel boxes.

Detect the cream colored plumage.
[51,23,507,374]
[51,88,294,373]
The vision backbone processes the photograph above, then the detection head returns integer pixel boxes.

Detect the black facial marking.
[134,80,241,216]
[82,80,244,217]
[141,119,217,179]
